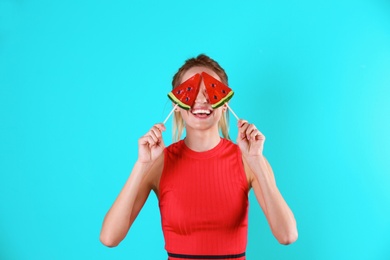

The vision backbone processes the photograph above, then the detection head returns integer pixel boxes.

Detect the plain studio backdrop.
[1,0,389,259]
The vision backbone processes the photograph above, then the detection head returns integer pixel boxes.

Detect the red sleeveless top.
[159,138,249,259]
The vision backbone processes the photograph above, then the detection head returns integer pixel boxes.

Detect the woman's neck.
[184,129,221,152]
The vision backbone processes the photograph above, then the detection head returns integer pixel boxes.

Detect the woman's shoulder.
[222,138,237,146]
[165,139,185,154]
[221,138,241,152]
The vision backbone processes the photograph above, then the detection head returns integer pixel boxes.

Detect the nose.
[195,84,209,104]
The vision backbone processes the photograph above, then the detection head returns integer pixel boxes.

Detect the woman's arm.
[244,156,297,244]
[100,124,165,247]
[237,120,298,245]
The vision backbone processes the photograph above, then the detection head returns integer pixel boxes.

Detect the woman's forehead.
[181,66,221,83]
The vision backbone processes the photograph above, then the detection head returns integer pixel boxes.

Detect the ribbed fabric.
[159,138,249,260]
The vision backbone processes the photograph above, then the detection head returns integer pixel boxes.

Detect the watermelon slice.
[168,74,202,110]
[201,72,234,109]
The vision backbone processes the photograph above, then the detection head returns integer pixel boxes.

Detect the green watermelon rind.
[167,92,191,110]
[168,91,234,110]
[211,91,234,109]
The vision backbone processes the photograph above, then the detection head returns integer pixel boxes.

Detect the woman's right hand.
[137,123,166,163]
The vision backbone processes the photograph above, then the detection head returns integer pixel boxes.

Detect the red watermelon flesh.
[201,72,234,109]
[168,74,202,110]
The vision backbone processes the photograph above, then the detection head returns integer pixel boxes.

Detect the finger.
[245,124,258,140]
[141,124,165,144]
[139,134,156,145]
[154,123,167,144]
[150,125,164,140]
[237,119,248,129]
[245,124,256,134]
[148,131,159,143]
[250,129,262,141]
[237,120,249,138]
[155,123,166,132]
[139,135,151,148]
[255,132,265,141]
[148,127,162,143]
[251,128,265,142]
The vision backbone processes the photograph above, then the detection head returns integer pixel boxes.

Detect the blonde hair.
[171,54,230,142]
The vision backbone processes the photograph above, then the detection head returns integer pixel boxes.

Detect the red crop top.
[159,138,249,259]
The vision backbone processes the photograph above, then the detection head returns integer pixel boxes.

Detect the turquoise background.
[1,0,390,259]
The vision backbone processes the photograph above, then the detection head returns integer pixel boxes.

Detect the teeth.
[192,109,211,115]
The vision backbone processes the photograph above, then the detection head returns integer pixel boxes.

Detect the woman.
[100,54,298,259]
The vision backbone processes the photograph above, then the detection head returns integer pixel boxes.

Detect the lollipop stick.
[163,104,178,124]
[226,103,239,120]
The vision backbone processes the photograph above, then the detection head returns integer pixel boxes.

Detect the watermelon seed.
[222,90,226,94]
[211,84,216,88]
[187,87,192,91]
[214,95,218,99]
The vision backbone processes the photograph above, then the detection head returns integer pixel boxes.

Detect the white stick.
[226,103,239,120]
[163,104,178,124]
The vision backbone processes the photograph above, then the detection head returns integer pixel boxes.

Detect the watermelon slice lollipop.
[201,72,234,109]
[165,72,239,122]
[167,73,202,110]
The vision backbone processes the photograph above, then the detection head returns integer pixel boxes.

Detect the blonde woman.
[100,54,298,259]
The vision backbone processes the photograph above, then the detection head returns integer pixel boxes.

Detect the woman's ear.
[222,103,228,112]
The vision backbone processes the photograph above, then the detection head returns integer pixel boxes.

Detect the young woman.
[100,54,298,259]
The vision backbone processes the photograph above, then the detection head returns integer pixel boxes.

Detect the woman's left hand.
[237,119,265,157]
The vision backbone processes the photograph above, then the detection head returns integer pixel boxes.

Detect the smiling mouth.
[191,109,212,118]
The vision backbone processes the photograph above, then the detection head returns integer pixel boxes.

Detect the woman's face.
[178,66,226,132]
